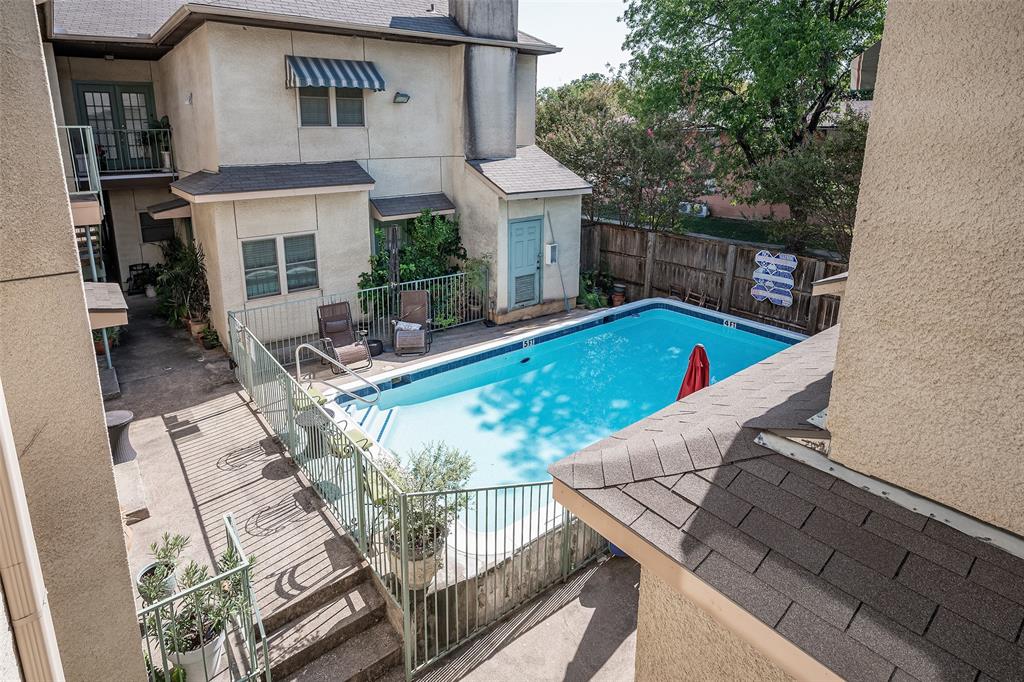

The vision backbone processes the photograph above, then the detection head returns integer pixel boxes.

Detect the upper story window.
[298,86,365,127]
[298,87,331,127]
[335,88,365,126]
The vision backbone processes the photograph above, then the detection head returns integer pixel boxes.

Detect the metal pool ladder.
[294,342,381,405]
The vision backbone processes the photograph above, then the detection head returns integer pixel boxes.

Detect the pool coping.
[328,297,806,403]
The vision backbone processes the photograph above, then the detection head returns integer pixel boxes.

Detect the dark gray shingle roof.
[171,161,374,197]
[468,145,591,197]
[51,0,556,52]
[549,327,1024,682]
[370,193,455,219]
[146,197,189,214]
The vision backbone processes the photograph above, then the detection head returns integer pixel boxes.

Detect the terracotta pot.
[611,292,626,307]
[187,318,209,338]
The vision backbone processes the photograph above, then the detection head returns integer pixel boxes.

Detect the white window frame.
[296,86,365,128]
[240,232,321,301]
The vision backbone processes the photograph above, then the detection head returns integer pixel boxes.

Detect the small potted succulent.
[136,533,189,600]
[139,544,252,682]
[382,442,474,590]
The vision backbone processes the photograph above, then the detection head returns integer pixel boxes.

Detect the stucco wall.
[0,2,145,679]
[515,54,537,146]
[196,192,371,336]
[828,1,1024,533]
[107,187,179,282]
[157,23,218,174]
[636,568,791,682]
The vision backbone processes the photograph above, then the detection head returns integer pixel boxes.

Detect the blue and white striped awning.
[285,55,386,91]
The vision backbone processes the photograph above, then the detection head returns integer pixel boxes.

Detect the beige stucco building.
[1,1,146,679]
[550,2,1024,681]
[42,0,588,337]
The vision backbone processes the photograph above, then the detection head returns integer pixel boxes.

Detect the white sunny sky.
[518,0,631,89]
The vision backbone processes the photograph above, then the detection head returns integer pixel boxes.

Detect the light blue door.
[508,217,542,309]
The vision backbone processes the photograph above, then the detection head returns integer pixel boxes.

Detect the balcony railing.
[57,125,102,200]
[91,127,175,175]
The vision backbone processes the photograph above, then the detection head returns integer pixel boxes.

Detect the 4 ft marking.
[723,320,738,329]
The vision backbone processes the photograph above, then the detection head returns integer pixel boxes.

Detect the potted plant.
[139,544,251,682]
[156,237,210,331]
[92,326,122,354]
[463,254,492,317]
[200,327,220,350]
[143,115,173,171]
[136,533,189,600]
[381,442,474,590]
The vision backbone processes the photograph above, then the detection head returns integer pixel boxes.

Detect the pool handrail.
[294,342,381,405]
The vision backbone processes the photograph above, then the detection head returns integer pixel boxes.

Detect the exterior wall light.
[393,92,411,104]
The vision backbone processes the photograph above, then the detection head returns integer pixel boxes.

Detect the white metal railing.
[57,125,103,209]
[91,127,174,174]
[230,272,488,367]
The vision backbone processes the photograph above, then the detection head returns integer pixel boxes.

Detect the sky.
[518,0,631,89]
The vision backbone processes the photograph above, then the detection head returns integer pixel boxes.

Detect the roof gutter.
[0,378,65,682]
[49,2,561,55]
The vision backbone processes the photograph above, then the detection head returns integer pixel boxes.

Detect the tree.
[748,112,868,260]
[536,74,626,222]
[623,0,885,175]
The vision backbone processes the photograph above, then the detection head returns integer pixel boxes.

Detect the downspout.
[0,378,65,681]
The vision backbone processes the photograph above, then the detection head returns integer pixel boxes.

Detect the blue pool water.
[368,308,793,489]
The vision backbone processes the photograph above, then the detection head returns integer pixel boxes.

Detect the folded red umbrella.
[677,344,710,400]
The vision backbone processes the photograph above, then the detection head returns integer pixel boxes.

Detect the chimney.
[450,0,519,160]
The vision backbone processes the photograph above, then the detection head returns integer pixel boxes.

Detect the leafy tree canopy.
[623,0,885,171]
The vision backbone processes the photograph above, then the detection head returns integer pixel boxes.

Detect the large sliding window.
[284,234,319,292]
[242,239,281,299]
[242,234,320,300]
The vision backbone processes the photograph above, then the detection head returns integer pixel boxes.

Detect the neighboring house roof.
[48,1,558,55]
[468,145,591,199]
[171,161,374,202]
[370,193,455,221]
[549,327,1024,682]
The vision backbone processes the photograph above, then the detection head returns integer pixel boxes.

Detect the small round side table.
[105,410,136,464]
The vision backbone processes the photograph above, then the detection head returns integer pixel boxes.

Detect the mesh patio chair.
[391,290,432,356]
[317,301,372,372]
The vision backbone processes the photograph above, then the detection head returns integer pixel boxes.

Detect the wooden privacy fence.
[581,222,844,335]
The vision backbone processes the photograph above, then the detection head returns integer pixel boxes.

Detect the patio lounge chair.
[317,302,372,372]
[391,290,432,356]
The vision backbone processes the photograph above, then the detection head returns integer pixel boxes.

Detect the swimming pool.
[336,301,801,489]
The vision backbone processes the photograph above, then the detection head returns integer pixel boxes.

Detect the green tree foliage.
[623,0,885,173]
[537,74,712,231]
[749,112,869,260]
[358,210,467,288]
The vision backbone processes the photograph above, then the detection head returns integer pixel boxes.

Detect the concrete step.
[280,620,403,682]
[268,581,387,680]
[261,562,369,635]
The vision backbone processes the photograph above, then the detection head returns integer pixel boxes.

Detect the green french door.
[508,216,543,309]
[74,82,157,172]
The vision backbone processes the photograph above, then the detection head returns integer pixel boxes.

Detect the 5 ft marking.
[523,338,535,349]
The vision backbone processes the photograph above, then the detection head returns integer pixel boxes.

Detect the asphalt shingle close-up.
[468,145,591,196]
[171,161,375,196]
[548,327,1024,681]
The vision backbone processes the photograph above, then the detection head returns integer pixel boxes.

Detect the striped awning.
[285,55,386,91]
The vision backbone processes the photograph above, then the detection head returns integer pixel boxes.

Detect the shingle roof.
[370,193,455,220]
[549,327,1024,682]
[50,0,556,52]
[146,197,189,214]
[171,161,374,197]
[468,145,591,197]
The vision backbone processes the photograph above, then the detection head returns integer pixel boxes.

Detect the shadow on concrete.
[419,556,640,682]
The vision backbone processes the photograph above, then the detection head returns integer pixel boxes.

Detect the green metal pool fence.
[230,272,488,367]
[227,309,607,677]
[138,514,270,682]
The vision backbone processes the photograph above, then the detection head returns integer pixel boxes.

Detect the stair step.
[268,581,386,681]
[261,562,369,634]
[280,620,403,682]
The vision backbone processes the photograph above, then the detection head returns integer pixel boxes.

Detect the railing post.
[354,446,368,554]
[560,507,572,581]
[399,494,414,681]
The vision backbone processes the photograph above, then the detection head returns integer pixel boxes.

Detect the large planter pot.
[171,629,225,681]
[160,151,173,172]
[145,284,157,299]
[187,318,209,338]
[136,561,176,599]
[387,548,443,591]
